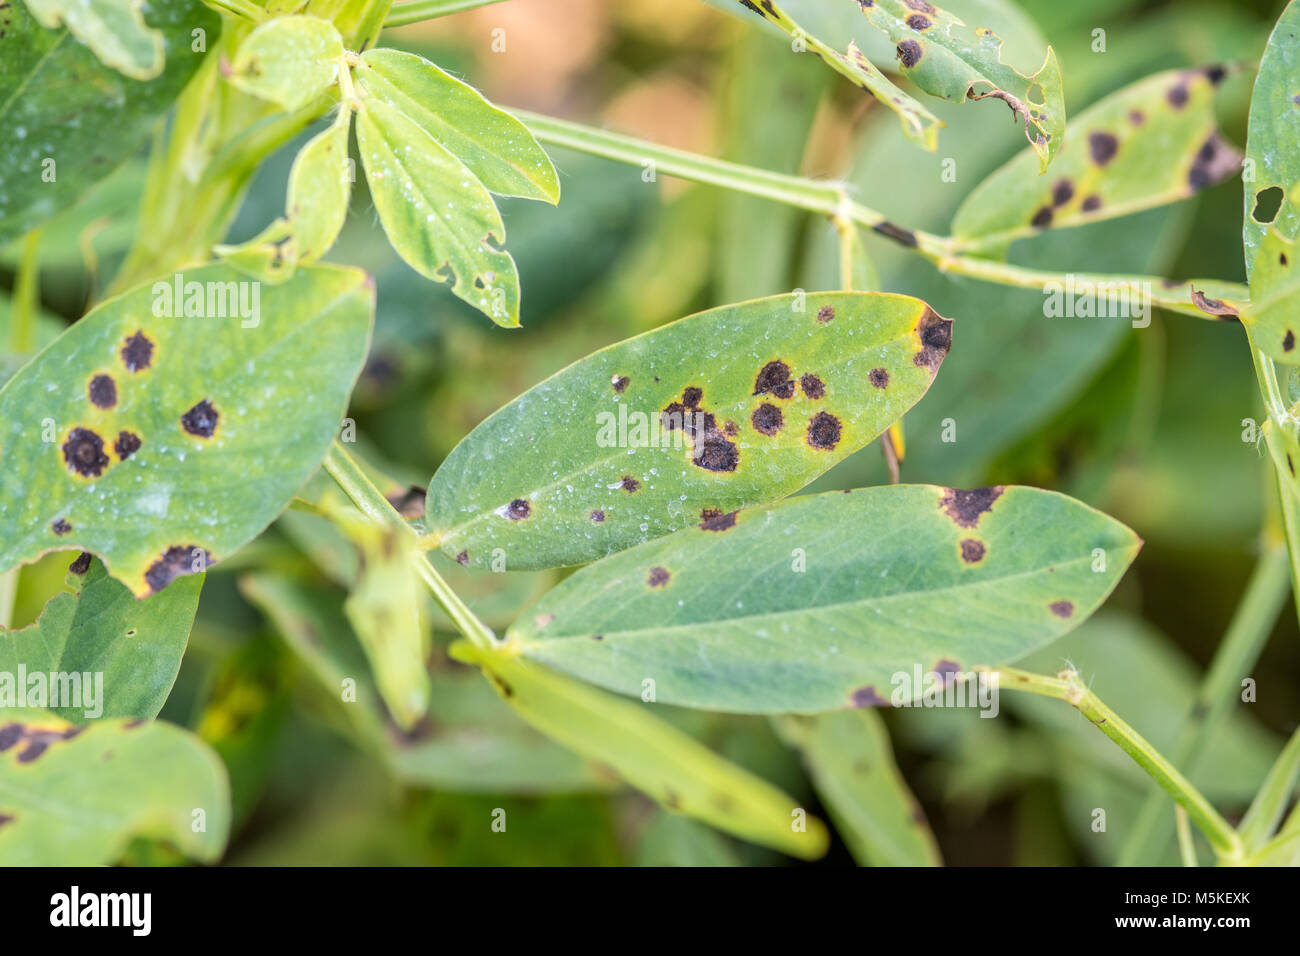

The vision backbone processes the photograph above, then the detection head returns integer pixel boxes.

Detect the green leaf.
[425,291,951,570]
[1243,0,1300,281]
[0,710,230,865]
[506,484,1140,713]
[952,67,1240,253]
[451,640,830,859]
[1,556,201,724]
[857,0,1065,171]
[223,14,344,112]
[0,0,217,247]
[0,263,374,596]
[734,0,942,151]
[634,811,742,866]
[356,97,522,326]
[355,48,559,203]
[288,115,353,262]
[774,709,941,866]
[24,0,164,79]
[1242,182,1300,363]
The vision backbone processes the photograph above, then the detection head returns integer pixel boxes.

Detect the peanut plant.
[0,0,1298,866]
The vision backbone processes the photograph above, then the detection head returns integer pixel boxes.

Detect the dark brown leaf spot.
[897,39,923,68]
[682,386,703,406]
[620,475,640,493]
[960,538,985,563]
[934,659,961,685]
[145,545,210,593]
[590,509,605,524]
[807,411,842,450]
[0,813,13,828]
[1031,206,1053,228]
[120,330,154,372]
[939,486,1004,528]
[647,566,670,588]
[1088,131,1119,166]
[1285,330,1296,353]
[62,427,109,478]
[913,307,953,372]
[17,740,47,763]
[817,305,835,323]
[868,368,890,389]
[181,399,219,438]
[1081,195,1103,212]
[114,430,142,461]
[1049,600,1074,618]
[754,360,795,399]
[88,374,117,409]
[456,550,469,566]
[51,518,72,536]
[1289,454,1296,477]
[800,373,825,399]
[611,375,629,393]
[852,686,888,708]
[1190,287,1239,318]
[69,552,93,575]
[1205,64,1226,85]
[591,633,604,641]
[1128,109,1145,126]
[699,509,738,532]
[751,403,783,436]
[0,724,21,751]
[1167,83,1189,108]
[506,498,531,520]
[906,13,931,30]
[1188,134,1239,192]
[1051,179,1074,207]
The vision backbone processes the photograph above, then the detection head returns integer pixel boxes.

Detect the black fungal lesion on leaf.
[51,517,72,536]
[647,566,671,588]
[589,509,605,523]
[751,403,783,436]
[144,545,211,593]
[180,399,219,438]
[800,373,825,399]
[119,330,155,372]
[505,498,531,520]
[896,38,923,68]
[913,307,953,372]
[62,427,110,478]
[939,485,1004,528]
[1189,287,1240,320]
[753,361,796,400]
[114,430,142,461]
[872,221,919,248]
[959,538,986,564]
[87,373,118,409]
[662,386,740,473]
[69,552,93,575]
[1187,134,1240,193]
[619,475,640,493]
[816,305,835,323]
[1087,131,1119,166]
[1049,600,1075,618]
[699,508,738,532]
[456,550,470,565]
[851,685,888,708]
[869,368,890,389]
[611,374,630,393]
[806,411,842,450]
[386,485,427,519]
[0,721,82,764]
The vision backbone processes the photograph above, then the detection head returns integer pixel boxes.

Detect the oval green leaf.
[25,0,164,80]
[953,67,1240,253]
[506,484,1141,713]
[0,711,230,865]
[356,97,522,326]
[1,556,201,723]
[355,48,559,203]
[223,14,344,112]
[452,640,830,859]
[0,263,374,596]
[425,291,952,570]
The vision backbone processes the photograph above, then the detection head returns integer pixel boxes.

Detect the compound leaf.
[24,0,164,80]
[0,710,229,865]
[451,640,830,859]
[356,97,521,326]
[953,67,1240,253]
[0,556,201,724]
[355,48,559,203]
[0,263,374,596]
[425,291,951,570]
[506,484,1140,713]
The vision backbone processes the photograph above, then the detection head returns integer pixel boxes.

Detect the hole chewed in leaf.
[939,486,1005,528]
[1252,186,1284,224]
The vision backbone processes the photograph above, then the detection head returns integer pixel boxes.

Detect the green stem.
[322,443,497,651]
[10,229,42,354]
[1117,542,1290,864]
[1174,806,1198,867]
[990,666,1245,861]
[202,0,265,21]
[385,0,509,27]
[516,110,1244,318]
[1238,723,1300,852]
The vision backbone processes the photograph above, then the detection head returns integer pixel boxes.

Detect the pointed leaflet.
[734,1,941,151]
[451,641,829,859]
[774,710,941,866]
[857,0,1064,171]
[1243,0,1300,281]
[952,67,1240,253]
[354,48,559,203]
[0,0,216,246]
[24,0,164,80]
[425,291,952,570]
[223,15,345,112]
[0,263,374,596]
[0,711,229,865]
[1242,183,1300,363]
[356,97,522,327]
[0,557,201,724]
[506,485,1140,713]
